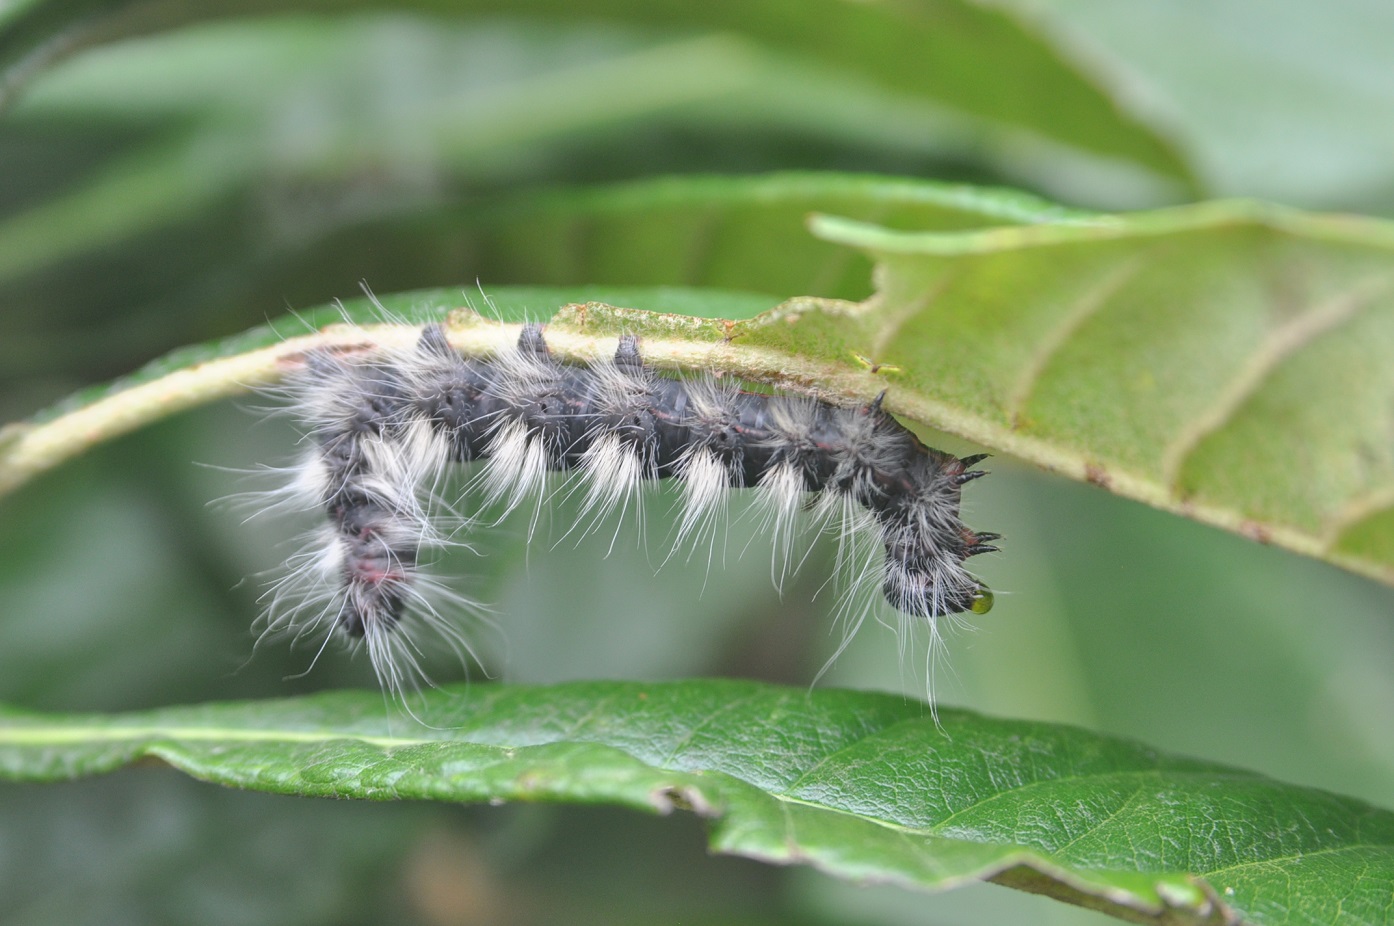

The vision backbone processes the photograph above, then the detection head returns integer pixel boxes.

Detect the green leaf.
[0,1,1192,185]
[7,192,1394,589]
[803,201,1394,588]
[2,679,1389,926]
[0,168,1086,306]
[416,173,1091,301]
[0,285,785,495]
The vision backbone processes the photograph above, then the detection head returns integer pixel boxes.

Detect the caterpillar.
[258,319,998,694]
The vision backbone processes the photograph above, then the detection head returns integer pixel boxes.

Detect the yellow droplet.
[970,585,994,615]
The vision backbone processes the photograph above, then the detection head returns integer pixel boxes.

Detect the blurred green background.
[3,3,1394,924]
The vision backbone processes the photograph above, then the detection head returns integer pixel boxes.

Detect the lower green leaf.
[2,679,1387,926]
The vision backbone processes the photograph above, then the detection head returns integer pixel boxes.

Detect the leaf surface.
[803,202,1394,586]
[2,679,1389,926]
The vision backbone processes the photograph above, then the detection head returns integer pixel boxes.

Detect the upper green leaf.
[0,1,1192,186]
[1,679,1389,926]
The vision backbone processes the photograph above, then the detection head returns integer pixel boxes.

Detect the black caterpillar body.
[268,322,998,692]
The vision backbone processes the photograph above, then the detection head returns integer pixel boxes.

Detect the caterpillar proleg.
[259,318,998,695]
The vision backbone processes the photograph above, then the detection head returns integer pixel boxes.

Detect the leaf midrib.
[11,719,1377,861]
[0,723,429,749]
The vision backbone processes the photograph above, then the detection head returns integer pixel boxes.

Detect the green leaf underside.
[800,201,1394,586]
[0,1,1191,185]
[0,285,776,496]
[2,680,1390,926]
[7,192,1394,585]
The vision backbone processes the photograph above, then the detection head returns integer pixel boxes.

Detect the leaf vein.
[1200,842,1394,880]
[1161,273,1393,487]
[1006,256,1144,423]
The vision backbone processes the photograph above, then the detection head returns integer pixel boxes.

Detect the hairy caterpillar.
[258,318,998,694]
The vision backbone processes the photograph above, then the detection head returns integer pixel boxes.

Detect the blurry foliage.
[2,3,1394,926]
